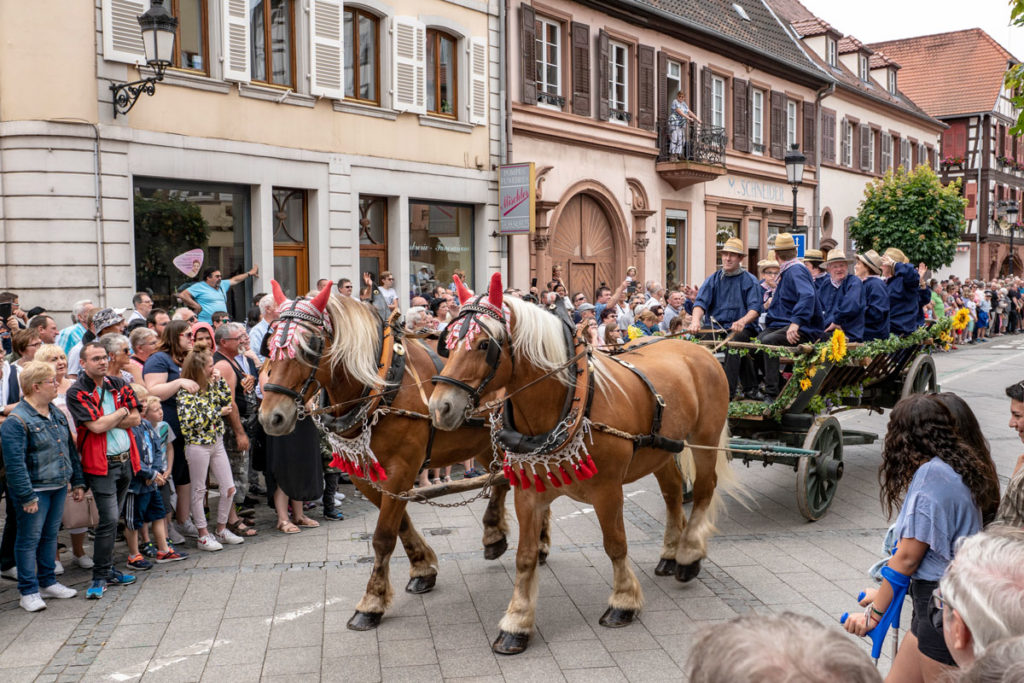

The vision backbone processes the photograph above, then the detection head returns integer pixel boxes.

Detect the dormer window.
[826,37,837,67]
[859,54,869,81]
[887,68,897,95]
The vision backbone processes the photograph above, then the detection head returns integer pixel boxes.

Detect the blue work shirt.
[819,275,865,342]
[186,280,231,324]
[886,262,923,335]
[0,400,85,505]
[692,269,762,331]
[861,276,890,341]
[764,261,823,338]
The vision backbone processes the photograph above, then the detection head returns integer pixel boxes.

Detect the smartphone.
[0,302,11,320]
[531,277,538,288]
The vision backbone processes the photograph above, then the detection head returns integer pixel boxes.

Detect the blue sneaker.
[127,554,153,571]
[86,579,106,599]
[140,542,158,558]
[107,568,137,586]
[323,509,344,521]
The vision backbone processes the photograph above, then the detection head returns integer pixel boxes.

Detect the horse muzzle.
[260,403,298,436]
[428,392,469,431]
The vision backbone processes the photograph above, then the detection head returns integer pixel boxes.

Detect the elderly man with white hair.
[57,300,94,355]
[248,294,280,364]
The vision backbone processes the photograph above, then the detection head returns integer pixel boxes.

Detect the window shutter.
[840,118,848,165]
[392,16,426,114]
[890,134,899,171]
[637,45,656,132]
[571,22,590,116]
[656,51,668,131]
[769,90,785,159]
[309,0,344,98]
[520,3,536,105]
[802,101,815,159]
[597,30,609,121]
[689,61,696,113]
[965,181,977,220]
[700,67,712,125]
[102,0,150,65]
[732,78,748,152]
[222,0,250,82]
[469,37,488,125]
[822,110,836,163]
[859,124,870,171]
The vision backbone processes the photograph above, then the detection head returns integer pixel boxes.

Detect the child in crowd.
[139,396,183,558]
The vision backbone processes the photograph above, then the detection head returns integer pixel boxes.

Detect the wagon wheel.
[796,416,844,521]
[901,354,938,399]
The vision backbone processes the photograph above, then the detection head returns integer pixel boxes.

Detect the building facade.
[0,0,502,319]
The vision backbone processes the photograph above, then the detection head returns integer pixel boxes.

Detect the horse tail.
[677,420,751,531]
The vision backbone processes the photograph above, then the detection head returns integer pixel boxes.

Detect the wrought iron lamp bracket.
[111,73,164,118]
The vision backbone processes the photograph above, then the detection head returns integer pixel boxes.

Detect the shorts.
[124,489,167,530]
[910,579,956,665]
[978,311,989,328]
[158,482,172,514]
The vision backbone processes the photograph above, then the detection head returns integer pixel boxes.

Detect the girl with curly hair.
[844,393,999,682]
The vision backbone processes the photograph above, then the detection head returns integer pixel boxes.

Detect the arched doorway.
[550,193,618,300]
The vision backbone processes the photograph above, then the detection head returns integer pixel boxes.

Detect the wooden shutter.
[689,61,697,114]
[943,121,967,159]
[700,67,712,125]
[770,90,785,159]
[637,45,656,131]
[571,22,590,116]
[597,30,609,121]
[802,101,816,158]
[657,51,668,131]
[102,0,150,65]
[965,181,978,220]
[891,134,899,171]
[520,3,536,104]
[469,37,488,125]
[309,0,344,98]
[860,124,870,171]
[222,0,250,82]
[392,16,426,114]
[822,110,836,163]
[732,78,749,152]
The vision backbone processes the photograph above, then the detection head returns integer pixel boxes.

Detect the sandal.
[228,520,258,537]
[292,516,320,528]
[276,520,301,534]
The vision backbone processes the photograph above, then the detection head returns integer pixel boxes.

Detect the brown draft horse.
[258,281,533,631]
[429,274,737,654]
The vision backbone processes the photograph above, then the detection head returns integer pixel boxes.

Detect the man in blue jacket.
[882,248,928,336]
[855,250,890,341]
[758,233,823,399]
[819,250,865,342]
[688,238,762,398]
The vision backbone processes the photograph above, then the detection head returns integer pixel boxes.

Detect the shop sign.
[499,162,535,234]
[720,176,789,204]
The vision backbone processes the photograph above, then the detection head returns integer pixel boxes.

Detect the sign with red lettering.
[499,162,535,235]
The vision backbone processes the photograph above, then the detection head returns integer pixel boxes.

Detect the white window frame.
[842,119,853,167]
[859,54,869,82]
[535,16,561,109]
[881,132,892,173]
[888,69,897,95]
[608,39,629,124]
[826,37,837,67]
[868,128,876,172]
[666,59,682,106]
[711,75,725,129]
[786,100,798,147]
[751,88,764,153]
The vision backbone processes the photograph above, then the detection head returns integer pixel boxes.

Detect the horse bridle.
[432,300,511,408]
[263,300,327,414]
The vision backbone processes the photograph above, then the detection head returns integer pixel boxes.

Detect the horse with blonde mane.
[429,274,736,654]
[258,280,522,631]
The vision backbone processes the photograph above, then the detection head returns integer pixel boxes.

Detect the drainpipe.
[813,82,835,248]
[500,0,509,166]
[976,113,986,280]
[91,123,107,306]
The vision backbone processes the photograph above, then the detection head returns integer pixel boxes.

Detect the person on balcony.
[668,90,701,162]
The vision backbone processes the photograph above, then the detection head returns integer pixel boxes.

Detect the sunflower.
[818,347,829,363]
[799,378,812,391]
[806,366,818,378]
[829,329,847,363]
[952,307,971,332]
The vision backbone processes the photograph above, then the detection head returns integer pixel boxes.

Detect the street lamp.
[784,143,805,233]
[110,0,178,118]
[1008,201,1019,277]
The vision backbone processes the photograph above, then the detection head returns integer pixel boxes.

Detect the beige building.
[0,0,501,318]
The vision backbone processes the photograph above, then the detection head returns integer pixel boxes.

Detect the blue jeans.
[13,487,66,596]
[86,460,131,582]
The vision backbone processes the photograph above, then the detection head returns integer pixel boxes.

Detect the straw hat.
[757,259,780,272]
[883,247,909,263]
[720,237,746,255]
[773,232,796,250]
[857,249,884,274]
[803,248,824,263]
[824,249,852,264]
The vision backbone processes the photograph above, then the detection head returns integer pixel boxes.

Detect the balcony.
[655,123,727,190]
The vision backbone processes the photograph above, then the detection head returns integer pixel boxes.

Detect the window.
[535,16,562,107]
[712,75,725,129]
[918,143,928,168]
[826,37,837,67]
[359,196,388,283]
[427,29,458,117]
[665,209,688,291]
[787,100,798,147]
[250,0,295,87]
[666,60,682,109]
[881,133,892,173]
[409,202,474,297]
[842,119,853,167]
[868,129,875,171]
[609,40,629,123]
[344,8,379,103]
[887,69,897,95]
[901,139,911,169]
[272,189,308,299]
[859,54,869,81]
[171,0,208,72]
[751,89,764,154]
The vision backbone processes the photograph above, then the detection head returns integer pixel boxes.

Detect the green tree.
[134,191,209,299]
[1005,1,1024,134]
[849,165,966,269]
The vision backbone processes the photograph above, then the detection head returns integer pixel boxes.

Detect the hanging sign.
[499,162,535,235]
[173,249,205,277]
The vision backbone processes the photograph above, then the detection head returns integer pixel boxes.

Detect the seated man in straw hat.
[688,237,762,399]
[758,233,823,400]
[818,250,864,342]
[803,249,828,288]
[854,250,890,341]
[882,247,929,336]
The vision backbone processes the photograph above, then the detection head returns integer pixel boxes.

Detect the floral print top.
[176,377,231,445]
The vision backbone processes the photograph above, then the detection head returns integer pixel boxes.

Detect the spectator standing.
[212,323,256,516]
[56,300,94,355]
[666,90,700,161]
[180,266,259,324]
[146,308,170,337]
[995,379,1024,526]
[126,292,154,325]
[128,327,159,377]
[27,315,59,346]
[336,278,354,297]
[248,295,279,365]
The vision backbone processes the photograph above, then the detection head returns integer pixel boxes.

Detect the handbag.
[62,489,99,529]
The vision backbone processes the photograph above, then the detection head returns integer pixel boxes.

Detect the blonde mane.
[323,294,384,388]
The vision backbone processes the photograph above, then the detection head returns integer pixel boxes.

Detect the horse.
[258,280,534,631]
[429,273,737,654]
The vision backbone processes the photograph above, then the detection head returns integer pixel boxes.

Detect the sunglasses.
[928,588,951,632]
[182,332,194,339]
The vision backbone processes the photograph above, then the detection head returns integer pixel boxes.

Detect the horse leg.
[592,487,643,628]
[651,460,685,577]
[538,507,552,565]
[493,492,548,655]
[675,425,728,583]
[482,476,510,560]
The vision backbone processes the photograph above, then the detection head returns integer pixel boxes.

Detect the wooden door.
[551,194,616,299]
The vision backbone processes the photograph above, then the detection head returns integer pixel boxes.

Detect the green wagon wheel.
[901,354,938,399]
[796,416,844,521]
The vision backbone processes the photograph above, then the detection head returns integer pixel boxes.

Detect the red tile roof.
[868,29,1018,118]
[868,51,899,69]
[837,36,868,55]
[790,17,837,38]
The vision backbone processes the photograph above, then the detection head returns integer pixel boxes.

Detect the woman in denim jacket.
[0,361,85,611]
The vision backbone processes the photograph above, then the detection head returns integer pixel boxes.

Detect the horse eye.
[478,340,489,351]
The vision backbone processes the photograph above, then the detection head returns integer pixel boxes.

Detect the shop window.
[171,0,208,73]
[251,0,295,87]
[272,188,308,299]
[409,201,474,298]
[344,7,379,104]
[359,195,388,284]
[665,209,688,291]
[133,179,251,320]
[716,219,739,269]
[427,29,458,117]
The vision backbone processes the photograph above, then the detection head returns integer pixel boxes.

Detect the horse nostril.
[270,412,284,427]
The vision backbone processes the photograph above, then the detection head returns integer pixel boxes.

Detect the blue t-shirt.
[893,457,981,581]
[143,352,182,440]
[187,280,231,323]
[98,384,131,456]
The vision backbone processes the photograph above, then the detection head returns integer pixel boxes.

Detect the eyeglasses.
[225,336,245,341]
[928,588,952,632]
[36,378,59,388]
[181,333,194,339]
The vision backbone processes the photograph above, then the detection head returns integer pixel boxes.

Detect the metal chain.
[358,458,504,508]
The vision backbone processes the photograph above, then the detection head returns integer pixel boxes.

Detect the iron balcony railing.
[656,122,727,166]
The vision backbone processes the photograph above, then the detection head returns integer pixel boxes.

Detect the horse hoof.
[483,536,508,560]
[347,611,383,631]
[405,574,437,594]
[599,607,637,628]
[492,630,530,655]
[675,559,702,583]
[654,558,677,576]
[539,550,549,565]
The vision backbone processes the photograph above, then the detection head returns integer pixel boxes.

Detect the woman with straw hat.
[855,250,891,341]
[820,250,864,342]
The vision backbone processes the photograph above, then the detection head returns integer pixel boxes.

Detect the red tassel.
[373,462,388,481]
[533,471,547,492]
[519,467,532,490]
[547,470,562,488]
[354,464,365,478]
[577,459,593,479]
[329,452,345,470]
[506,466,520,487]
[586,454,598,477]
[560,466,573,485]
[368,466,379,482]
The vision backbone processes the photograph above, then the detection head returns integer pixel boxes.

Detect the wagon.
[711,338,939,521]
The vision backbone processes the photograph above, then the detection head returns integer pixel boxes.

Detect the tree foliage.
[849,165,966,269]
[133,191,209,293]
[1005,1,1024,134]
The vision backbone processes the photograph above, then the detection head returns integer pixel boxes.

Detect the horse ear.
[271,280,287,305]
[311,280,333,313]
[453,274,472,305]
[487,272,503,309]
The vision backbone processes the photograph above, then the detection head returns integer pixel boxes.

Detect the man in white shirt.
[126,292,153,324]
[248,295,279,364]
